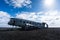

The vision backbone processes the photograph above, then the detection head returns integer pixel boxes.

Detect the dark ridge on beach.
[0,28,60,40]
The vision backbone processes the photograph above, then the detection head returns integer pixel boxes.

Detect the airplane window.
[29,22,31,24]
[23,21,25,23]
[26,21,28,23]
[19,20,22,22]
[13,20,15,25]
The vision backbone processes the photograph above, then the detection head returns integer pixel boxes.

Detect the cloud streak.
[4,0,32,8]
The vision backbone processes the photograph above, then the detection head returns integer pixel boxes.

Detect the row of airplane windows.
[12,18,42,26]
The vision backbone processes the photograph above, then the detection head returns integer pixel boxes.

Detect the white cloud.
[0,10,60,28]
[41,10,60,27]
[16,10,60,27]
[16,12,42,21]
[0,11,12,27]
[5,0,32,8]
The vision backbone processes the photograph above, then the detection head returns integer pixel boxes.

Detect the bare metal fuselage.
[8,18,48,30]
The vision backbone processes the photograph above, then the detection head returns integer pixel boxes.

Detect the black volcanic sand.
[0,28,60,40]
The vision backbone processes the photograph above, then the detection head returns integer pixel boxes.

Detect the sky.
[0,0,60,27]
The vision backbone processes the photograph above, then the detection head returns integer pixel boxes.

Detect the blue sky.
[0,0,60,27]
[0,0,43,16]
[0,0,59,15]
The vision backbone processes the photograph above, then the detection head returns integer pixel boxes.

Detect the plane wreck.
[8,18,48,30]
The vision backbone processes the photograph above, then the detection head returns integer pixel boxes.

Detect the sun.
[43,0,55,9]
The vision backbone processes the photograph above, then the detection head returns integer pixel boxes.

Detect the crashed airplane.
[8,18,48,30]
